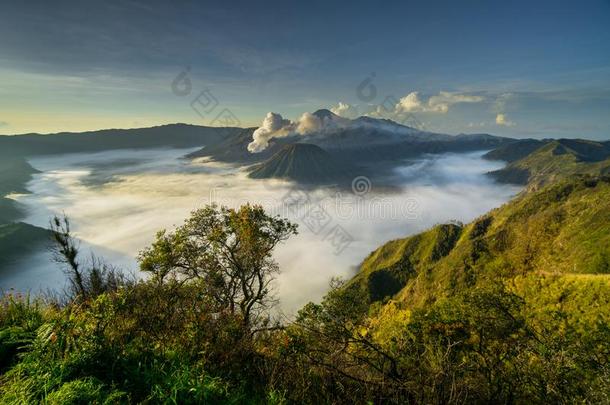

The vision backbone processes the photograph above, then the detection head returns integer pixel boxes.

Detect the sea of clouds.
[6,148,519,315]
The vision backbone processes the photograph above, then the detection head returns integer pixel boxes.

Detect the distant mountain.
[0,198,23,225]
[186,127,298,164]
[0,222,52,270]
[187,110,514,169]
[483,139,551,163]
[0,124,239,158]
[301,113,454,148]
[0,157,41,225]
[248,143,357,184]
[0,158,39,196]
[453,133,514,145]
[311,108,342,121]
[488,139,610,188]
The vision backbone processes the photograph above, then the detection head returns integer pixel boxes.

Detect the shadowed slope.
[248,143,357,184]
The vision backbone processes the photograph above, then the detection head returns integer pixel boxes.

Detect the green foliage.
[139,203,297,328]
[0,179,609,404]
[488,139,610,188]
[483,138,549,163]
[352,223,462,304]
[348,176,610,311]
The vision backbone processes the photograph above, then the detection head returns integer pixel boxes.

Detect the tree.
[138,203,298,329]
[50,215,127,302]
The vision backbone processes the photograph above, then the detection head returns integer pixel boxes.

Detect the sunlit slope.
[350,176,610,308]
[488,139,610,188]
[510,272,610,330]
[483,138,550,163]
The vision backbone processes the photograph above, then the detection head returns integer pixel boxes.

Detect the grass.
[348,176,610,312]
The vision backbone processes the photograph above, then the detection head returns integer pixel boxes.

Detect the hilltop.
[487,139,610,188]
[483,138,551,162]
[248,143,357,184]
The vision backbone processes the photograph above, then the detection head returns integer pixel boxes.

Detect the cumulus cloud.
[330,102,359,119]
[395,91,484,114]
[296,112,324,133]
[495,113,516,127]
[395,92,426,113]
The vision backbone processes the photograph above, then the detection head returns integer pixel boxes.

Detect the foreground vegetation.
[1,141,610,402]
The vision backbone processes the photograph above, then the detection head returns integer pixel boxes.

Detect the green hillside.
[351,176,610,310]
[483,138,550,162]
[488,139,610,188]
[348,223,462,303]
[1,134,609,403]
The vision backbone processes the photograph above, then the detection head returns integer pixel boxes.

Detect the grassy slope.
[348,223,462,303]
[482,138,550,163]
[351,173,610,335]
[510,272,610,330]
[488,139,610,188]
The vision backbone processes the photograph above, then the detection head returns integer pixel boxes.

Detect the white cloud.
[330,102,359,119]
[296,112,324,133]
[495,113,516,127]
[395,91,484,114]
[395,92,426,112]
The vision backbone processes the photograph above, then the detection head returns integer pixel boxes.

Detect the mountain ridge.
[487,139,610,188]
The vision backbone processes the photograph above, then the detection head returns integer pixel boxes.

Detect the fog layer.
[8,148,518,314]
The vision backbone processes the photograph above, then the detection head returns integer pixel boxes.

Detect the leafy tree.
[139,203,297,329]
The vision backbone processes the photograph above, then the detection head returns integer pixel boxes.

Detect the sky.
[1,0,609,139]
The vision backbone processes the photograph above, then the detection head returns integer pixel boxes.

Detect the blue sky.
[1,0,609,139]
